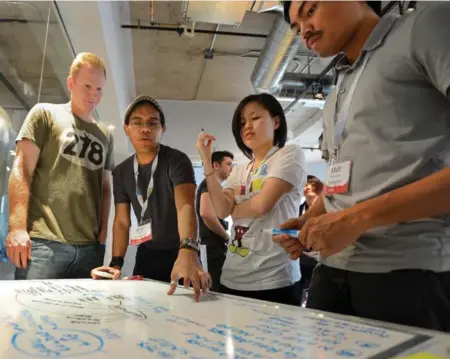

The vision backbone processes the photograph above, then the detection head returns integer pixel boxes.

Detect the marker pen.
[263,228,299,238]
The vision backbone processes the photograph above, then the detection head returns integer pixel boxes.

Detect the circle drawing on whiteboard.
[12,328,104,358]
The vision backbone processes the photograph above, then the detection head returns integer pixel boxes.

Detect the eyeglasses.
[129,121,161,130]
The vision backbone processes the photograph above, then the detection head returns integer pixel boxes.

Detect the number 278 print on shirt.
[59,128,106,171]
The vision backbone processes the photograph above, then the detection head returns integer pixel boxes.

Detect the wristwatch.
[180,238,200,252]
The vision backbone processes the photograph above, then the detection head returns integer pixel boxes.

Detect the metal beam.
[0,72,31,111]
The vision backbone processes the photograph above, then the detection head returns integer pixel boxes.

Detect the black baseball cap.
[282,1,382,24]
[124,94,166,127]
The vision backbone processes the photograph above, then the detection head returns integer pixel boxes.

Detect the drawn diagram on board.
[13,281,170,324]
[0,280,436,359]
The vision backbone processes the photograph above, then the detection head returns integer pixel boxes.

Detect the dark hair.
[282,1,381,24]
[306,175,324,193]
[211,151,234,166]
[232,93,288,159]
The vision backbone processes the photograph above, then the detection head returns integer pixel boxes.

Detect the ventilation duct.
[250,14,301,93]
[275,73,334,97]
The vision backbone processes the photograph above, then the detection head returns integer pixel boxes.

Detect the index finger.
[272,234,289,243]
[298,223,309,248]
[189,275,201,302]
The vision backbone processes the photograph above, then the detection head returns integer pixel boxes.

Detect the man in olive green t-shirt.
[6,52,114,279]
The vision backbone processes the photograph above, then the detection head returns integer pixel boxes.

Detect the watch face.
[181,239,199,251]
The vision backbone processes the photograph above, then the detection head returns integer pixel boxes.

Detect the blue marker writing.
[263,228,298,238]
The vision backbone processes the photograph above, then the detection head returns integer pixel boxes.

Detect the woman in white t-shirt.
[196,93,306,305]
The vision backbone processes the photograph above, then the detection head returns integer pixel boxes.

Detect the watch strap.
[110,256,124,269]
[179,238,199,252]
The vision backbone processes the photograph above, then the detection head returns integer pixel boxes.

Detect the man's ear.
[123,124,130,137]
[67,76,74,92]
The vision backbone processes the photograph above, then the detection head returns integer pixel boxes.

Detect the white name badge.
[323,161,352,195]
[129,220,152,246]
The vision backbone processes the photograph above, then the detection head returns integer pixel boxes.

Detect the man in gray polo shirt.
[276,1,450,331]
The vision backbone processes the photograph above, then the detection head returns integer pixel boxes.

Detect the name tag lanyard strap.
[244,146,279,186]
[133,150,159,224]
[332,54,371,163]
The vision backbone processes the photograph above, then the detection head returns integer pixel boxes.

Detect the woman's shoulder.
[275,144,305,163]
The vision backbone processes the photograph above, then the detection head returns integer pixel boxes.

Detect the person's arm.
[174,183,197,241]
[98,133,115,244]
[110,165,131,263]
[98,171,112,244]
[8,105,48,232]
[167,152,210,301]
[112,203,131,259]
[232,178,293,219]
[411,3,450,100]
[8,140,40,232]
[204,165,235,219]
[350,167,450,233]
[199,192,229,240]
[233,145,306,220]
[303,194,326,219]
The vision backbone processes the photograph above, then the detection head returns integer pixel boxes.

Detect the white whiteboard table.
[0,279,448,359]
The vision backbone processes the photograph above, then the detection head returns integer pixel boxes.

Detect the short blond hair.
[69,52,106,79]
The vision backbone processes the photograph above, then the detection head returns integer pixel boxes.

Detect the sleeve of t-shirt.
[199,180,208,195]
[112,164,130,204]
[105,132,115,171]
[411,3,450,97]
[168,150,196,188]
[223,164,240,191]
[16,104,49,149]
[267,145,306,187]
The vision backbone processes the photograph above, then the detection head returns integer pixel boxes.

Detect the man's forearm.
[204,164,234,219]
[177,204,197,241]
[350,167,450,231]
[202,216,228,239]
[8,161,31,231]
[112,221,130,258]
[99,188,111,243]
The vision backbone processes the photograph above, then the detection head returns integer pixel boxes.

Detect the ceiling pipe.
[120,24,268,39]
[250,13,301,93]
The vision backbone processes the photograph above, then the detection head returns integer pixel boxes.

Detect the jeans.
[15,238,105,280]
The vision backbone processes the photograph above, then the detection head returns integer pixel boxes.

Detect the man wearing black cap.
[275,2,450,331]
[92,95,210,302]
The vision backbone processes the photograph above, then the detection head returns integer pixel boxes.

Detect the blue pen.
[263,228,299,238]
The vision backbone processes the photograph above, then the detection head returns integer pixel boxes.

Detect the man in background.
[7,52,113,279]
[196,151,234,292]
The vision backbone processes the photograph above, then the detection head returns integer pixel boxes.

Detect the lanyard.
[332,53,371,158]
[245,146,279,185]
[133,150,159,223]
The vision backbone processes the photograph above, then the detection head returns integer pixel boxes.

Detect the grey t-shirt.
[112,144,196,250]
[321,3,450,273]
